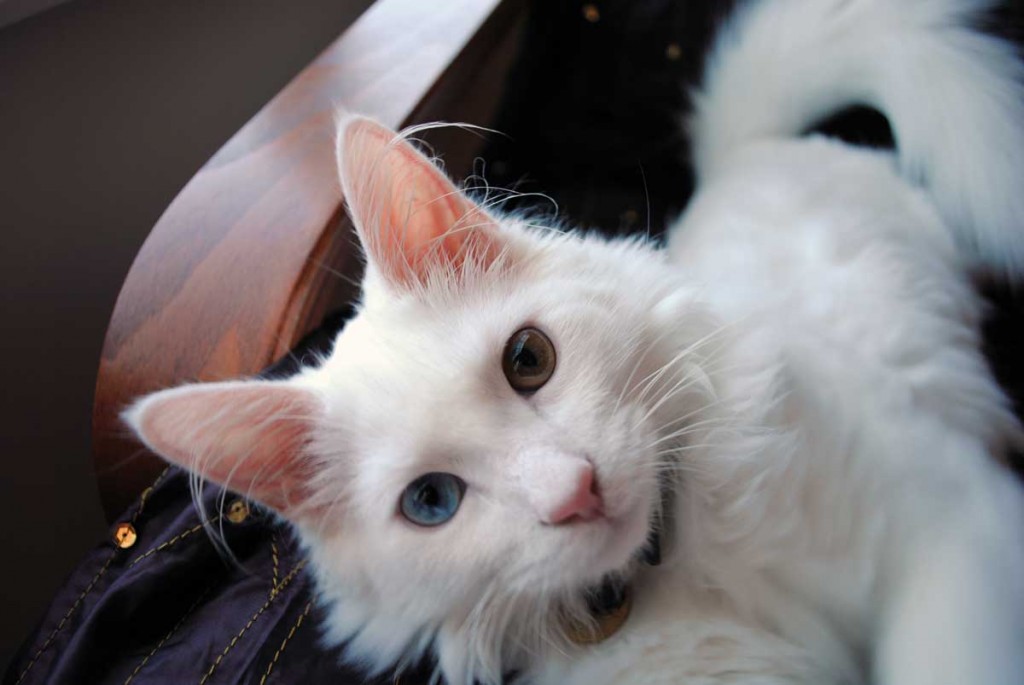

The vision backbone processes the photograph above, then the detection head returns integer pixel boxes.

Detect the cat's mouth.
[562,526,661,645]
[593,524,663,608]
[564,481,669,644]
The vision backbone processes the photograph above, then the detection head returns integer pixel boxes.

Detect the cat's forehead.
[328,242,665,391]
[313,231,676,423]
[318,277,534,405]
[348,286,530,360]
[346,281,628,365]
[314,288,552,486]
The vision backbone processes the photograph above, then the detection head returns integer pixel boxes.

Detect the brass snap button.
[113,522,137,549]
[226,499,250,524]
[563,587,633,645]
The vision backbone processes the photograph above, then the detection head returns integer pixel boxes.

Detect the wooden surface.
[93,0,525,521]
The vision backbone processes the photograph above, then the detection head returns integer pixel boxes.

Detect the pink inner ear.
[338,116,502,287]
[131,383,317,514]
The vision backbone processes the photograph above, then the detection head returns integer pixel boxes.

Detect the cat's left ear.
[336,115,505,289]
[123,380,320,516]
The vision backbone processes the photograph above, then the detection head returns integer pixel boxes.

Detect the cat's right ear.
[335,114,506,290]
[123,380,320,517]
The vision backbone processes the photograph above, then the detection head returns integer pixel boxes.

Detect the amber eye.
[502,327,556,393]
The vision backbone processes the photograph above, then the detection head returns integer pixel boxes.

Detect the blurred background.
[0,0,373,671]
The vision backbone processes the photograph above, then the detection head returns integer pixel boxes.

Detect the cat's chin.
[558,465,672,610]
[579,517,663,617]
[549,494,656,595]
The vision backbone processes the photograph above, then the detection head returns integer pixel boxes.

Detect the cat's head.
[125,115,721,684]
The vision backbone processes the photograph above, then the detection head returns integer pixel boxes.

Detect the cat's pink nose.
[547,465,603,525]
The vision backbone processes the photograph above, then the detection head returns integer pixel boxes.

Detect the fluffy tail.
[691,0,1024,280]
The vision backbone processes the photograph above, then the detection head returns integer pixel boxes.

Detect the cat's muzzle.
[564,505,664,645]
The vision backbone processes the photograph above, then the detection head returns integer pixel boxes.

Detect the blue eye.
[399,473,466,527]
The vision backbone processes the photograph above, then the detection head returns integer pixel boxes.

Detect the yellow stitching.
[13,468,171,684]
[199,561,307,685]
[123,587,210,685]
[128,516,220,568]
[14,554,115,684]
[257,601,312,685]
[134,466,172,521]
[270,535,280,595]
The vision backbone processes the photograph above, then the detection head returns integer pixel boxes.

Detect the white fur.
[691,0,1024,280]
[126,0,1024,683]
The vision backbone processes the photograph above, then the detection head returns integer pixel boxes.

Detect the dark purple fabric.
[4,466,434,685]
[5,305,435,685]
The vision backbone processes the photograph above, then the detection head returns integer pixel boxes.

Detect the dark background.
[0,0,373,671]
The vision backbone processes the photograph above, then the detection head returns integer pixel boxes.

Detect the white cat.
[125,0,1024,683]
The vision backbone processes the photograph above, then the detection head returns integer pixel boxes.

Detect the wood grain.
[93,0,525,520]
